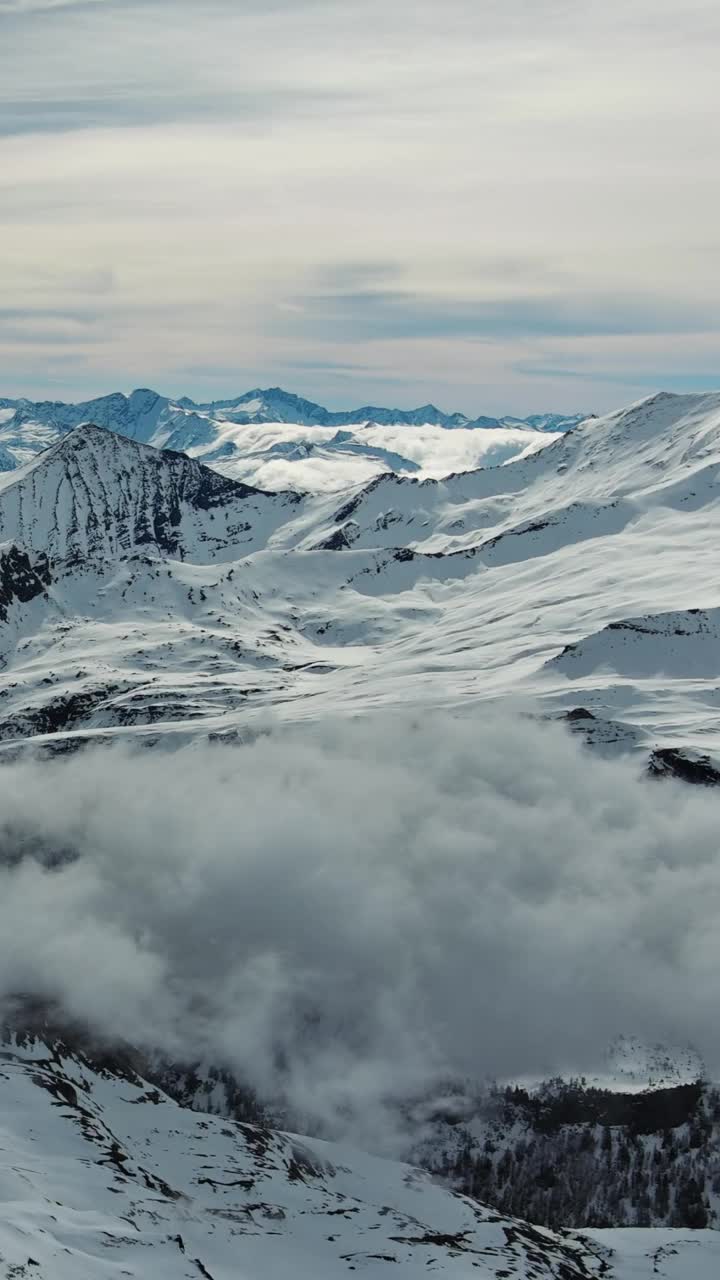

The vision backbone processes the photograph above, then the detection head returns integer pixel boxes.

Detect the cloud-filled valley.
[2,710,719,1151]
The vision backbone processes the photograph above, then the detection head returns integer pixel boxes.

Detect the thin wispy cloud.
[0,0,108,12]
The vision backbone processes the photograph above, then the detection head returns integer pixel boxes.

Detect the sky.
[1,0,719,414]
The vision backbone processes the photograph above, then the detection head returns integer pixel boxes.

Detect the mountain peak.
[51,419,119,447]
[0,421,289,569]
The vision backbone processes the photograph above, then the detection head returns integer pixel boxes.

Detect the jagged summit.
[9,387,169,436]
[202,386,337,424]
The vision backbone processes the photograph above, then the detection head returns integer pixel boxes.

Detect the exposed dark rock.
[647,747,720,787]
[0,683,125,741]
[314,523,359,551]
[0,545,51,622]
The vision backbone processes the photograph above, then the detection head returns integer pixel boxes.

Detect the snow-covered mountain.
[1,1019,719,1279]
[187,385,479,427]
[3,385,582,435]
[0,424,298,567]
[0,391,718,760]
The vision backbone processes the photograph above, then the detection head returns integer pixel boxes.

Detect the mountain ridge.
[1,384,588,435]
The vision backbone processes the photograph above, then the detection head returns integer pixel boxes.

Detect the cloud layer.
[1,710,720,1147]
[1,0,719,410]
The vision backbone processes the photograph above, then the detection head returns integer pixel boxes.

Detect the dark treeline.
[421,1080,720,1230]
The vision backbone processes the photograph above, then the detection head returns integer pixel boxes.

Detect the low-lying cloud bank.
[0,711,718,1146]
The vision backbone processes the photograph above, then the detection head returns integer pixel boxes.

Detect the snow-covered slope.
[1,1024,718,1279]
[283,390,720,554]
[0,1028,608,1279]
[143,1036,720,1236]
[549,609,720,680]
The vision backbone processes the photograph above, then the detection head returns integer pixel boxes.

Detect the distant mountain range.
[0,386,587,470]
[0,386,587,494]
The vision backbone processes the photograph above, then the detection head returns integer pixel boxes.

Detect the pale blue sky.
[1,0,719,414]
